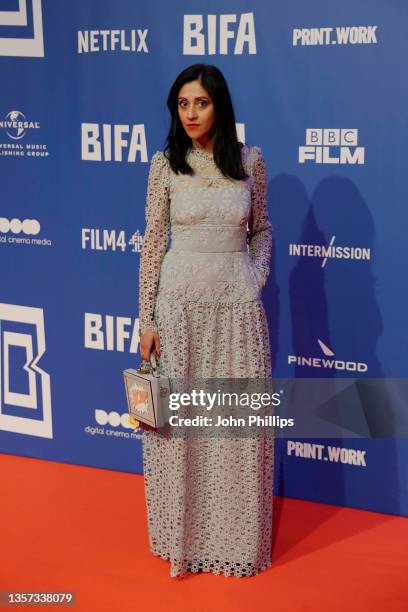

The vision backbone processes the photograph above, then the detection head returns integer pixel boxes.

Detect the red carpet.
[0,452,406,611]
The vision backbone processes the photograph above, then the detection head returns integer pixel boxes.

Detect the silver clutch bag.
[123,352,170,429]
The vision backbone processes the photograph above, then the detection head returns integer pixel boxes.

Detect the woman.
[138,63,274,578]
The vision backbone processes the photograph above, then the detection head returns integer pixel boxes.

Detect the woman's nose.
[186,105,197,119]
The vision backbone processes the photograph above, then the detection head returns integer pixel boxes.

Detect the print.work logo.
[299,129,365,165]
[0,0,44,57]
[293,25,378,47]
[0,303,52,438]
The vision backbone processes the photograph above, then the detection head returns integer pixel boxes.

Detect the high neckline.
[190,140,214,160]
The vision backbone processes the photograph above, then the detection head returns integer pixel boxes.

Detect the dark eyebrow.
[177,96,210,101]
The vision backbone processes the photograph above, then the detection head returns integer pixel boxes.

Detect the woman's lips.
[187,124,199,128]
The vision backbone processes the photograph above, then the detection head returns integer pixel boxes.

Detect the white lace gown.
[138,141,274,578]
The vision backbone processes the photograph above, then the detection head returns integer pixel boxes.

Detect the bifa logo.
[289,236,371,268]
[81,228,144,253]
[84,313,141,353]
[77,29,148,54]
[0,303,52,438]
[288,338,368,372]
[81,123,148,162]
[0,0,44,57]
[183,13,256,55]
[299,129,365,165]
[293,25,378,46]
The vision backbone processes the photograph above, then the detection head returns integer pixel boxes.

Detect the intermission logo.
[77,29,148,53]
[183,13,256,54]
[0,0,44,57]
[289,236,371,268]
[288,338,368,372]
[0,217,52,247]
[84,313,141,353]
[81,123,148,162]
[293,25,378,46]
[0,303,52,438]
[0,110,49,158]
[299,129,365,165]
[82,228,144,253]
[287,441,367,467]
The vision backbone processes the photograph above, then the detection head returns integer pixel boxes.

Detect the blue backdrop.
[0,0,407,516]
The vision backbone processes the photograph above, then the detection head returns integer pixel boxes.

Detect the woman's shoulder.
[151,149,169,164]
[239,143,264,174]
[149,150,171,177]
[240,142,263,159]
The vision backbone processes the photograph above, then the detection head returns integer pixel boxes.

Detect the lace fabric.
[138,143,274,579]
[138,144,273,335]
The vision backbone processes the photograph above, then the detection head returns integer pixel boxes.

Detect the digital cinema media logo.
[0,303,52,438]
[0,0,44,57]
[289,236,371,268]
[292,25,378,46]
[183,13,256,54]
[299,129,365,165]
[288,338,368,372]
[83,409,142,439]
[0,216,52,247]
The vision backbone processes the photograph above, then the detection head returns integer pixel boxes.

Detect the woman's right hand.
[137,330,161,432]
[140,330,161,362]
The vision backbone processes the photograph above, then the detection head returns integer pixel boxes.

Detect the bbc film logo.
[299,129,365,165]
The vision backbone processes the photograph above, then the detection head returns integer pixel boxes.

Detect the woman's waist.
[157,250,264,301]
[169,224,247,253]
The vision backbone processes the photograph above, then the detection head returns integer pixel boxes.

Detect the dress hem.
[149,548,273,579]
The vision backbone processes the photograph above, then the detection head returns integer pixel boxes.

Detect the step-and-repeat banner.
[1,0,407,516]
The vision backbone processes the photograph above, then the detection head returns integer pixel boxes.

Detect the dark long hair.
[163,64,248,181]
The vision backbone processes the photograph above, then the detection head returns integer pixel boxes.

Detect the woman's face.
[177,79,215,144]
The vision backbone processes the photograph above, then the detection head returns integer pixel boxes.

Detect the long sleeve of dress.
[138,151,170,335]
[247,146,273,287]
